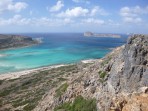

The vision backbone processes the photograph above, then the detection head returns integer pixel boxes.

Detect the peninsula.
[0,34,39,50]
[84,32,121,38]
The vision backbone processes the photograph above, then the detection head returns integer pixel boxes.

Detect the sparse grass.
[98,71,107,79]
[23,103,36,111]
[0,64,80,110]
[8,78,19,82]
[0,80,4,85]
[0,83,22,97]
[54,95,97,111]
[58,77,67,81]
[58,65,78,73]
[55,83,68,97]
[101,56,112,66]
[12,90,43,109]
[0,99,3,106]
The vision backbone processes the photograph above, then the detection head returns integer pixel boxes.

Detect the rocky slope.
[44,34,147,111]
[0,34,38,49]
[0,34,147,111]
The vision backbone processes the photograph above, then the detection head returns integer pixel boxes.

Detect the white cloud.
[0,15,73,27]
[0,0,28,14]
[120,6,148,17]
[123,17,142,23]
[49,1,64,12]
[90,6,108,16]
[72,0,90,4]
[120,6,148,23]
[57,7,89,17]
[8,2,28,12]
[82,18,104,25]
[0,15,30,25]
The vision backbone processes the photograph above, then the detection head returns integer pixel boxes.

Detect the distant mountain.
[0,34,39,50]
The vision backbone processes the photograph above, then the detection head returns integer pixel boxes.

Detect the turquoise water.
[0,33,127,74]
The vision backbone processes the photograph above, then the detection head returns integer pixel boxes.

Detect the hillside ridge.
[0,34,38,50]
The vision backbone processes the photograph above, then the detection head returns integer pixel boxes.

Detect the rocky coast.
[0,34,147,111]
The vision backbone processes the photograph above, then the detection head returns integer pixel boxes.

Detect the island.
[0,34,39,50]
[84,32,121,38]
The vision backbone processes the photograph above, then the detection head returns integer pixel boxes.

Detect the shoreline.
[0,43,39,51]
[0,59,97,80]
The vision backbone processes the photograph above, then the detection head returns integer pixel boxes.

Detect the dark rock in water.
[0,34,39,50]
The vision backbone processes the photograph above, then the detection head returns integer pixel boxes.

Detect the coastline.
[0,43,39,51]
[0,59,97,80]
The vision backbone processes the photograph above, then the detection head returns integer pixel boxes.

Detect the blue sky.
[0,0,148,33]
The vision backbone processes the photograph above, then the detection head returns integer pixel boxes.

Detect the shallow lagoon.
[0,33,128,74]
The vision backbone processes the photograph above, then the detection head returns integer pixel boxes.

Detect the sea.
[0,33,128,74]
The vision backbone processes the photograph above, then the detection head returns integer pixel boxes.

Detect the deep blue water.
[0,33,128,74]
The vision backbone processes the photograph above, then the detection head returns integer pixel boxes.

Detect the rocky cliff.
[0,34,38,49]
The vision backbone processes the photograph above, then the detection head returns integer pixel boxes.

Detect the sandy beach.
[0,59,97,80]
[81,59,98,63]
[0,64,66,80]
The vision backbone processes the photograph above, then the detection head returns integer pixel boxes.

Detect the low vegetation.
[55,83,69,97]
[101,56,112,66]
[54,95,97,111]
[98,71,107,79]
[0,80,4,85]
[0,64,79,111]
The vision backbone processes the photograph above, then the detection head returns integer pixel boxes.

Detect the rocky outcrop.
[0,34,38,49]
[96,34,148,110]
[49,34,148,111]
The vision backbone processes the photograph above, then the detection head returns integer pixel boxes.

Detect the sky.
[0,0,148,33]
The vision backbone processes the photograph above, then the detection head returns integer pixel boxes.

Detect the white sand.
[0,64,66,80]
[0,59,98,80]
[81,59,98,63]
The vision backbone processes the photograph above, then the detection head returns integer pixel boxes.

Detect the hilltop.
[0,34,147,111]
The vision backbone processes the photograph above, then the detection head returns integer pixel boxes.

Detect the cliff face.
[0,34,38,49]
[107,34,148,94]
[97,34,148,110]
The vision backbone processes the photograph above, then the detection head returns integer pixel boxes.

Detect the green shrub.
[0,80,4,85]
[55,83,68,97]
[98,71,106,79]
[101,56,112,66]
[23,103,36,111]
[54,95,97,111]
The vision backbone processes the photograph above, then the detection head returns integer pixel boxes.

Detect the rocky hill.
[0,34,147,111]
[0,34,38,49]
